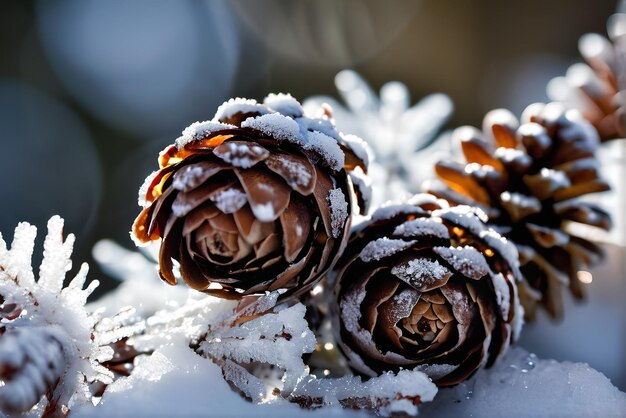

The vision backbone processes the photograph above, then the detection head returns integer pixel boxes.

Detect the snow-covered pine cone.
[328,195,523,387]
[133,94,370,301]
[548,13,626,141]
[426,102,611,319]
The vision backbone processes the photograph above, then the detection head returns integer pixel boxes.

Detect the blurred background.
[1,0,624,389]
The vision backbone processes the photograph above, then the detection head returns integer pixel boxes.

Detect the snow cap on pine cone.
[426,102,612,320]
[328,194,523,388]
[133,93,371,302]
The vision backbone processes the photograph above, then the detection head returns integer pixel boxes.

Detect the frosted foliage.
[74,340,369,418]
[391,258,450,289]
[328,188,349,238]
[199,303,316,395]
[242,113,302,143]
[420,347,626,418]
[292,369,437,417]
[0,216,130,417]
[433,246,490,280]
[211,188,248,214]
[303,70,453,205]
[360,238,416,262]
[393,218,450,239]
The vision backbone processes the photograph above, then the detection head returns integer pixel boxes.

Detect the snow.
[241,113,302,143]
[263,93,304,118]
[251,202,276,223]
[213,142,270,168]
[348,167,372,214]
[137,170,158,206]
[479,229,521,271]
[306,131,345,172]
[371,204,426,222]
[420,347,626,418]
[340,133,371,168]
[390,258,451,290]
[393,218,450,239]
[74,338,368,418]
[433,246,490,280]
[211,188,248,214]
[214,97,270,121]
[327,188,349,238]
[435,206,488,236]
[491,273,512,319]
[175,120,237,149]
[359,238,416,262]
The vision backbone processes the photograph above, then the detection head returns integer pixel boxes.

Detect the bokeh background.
[1,0,624,389]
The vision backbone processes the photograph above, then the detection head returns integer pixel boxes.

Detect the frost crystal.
[327,188,348,238]
[175,120,237,149]
[391,258,451,290]
[0,217,133,417]
[211,188,248,214]
[394,218,450,239]
[242,113,302,143]
[433,246,490,280]
[360,238,416,262]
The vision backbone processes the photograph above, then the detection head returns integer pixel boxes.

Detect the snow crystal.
[435,206,487,236]
[537,167,571,190]
[348,167,372,214]
[137,170,158,206]
[420,347,626,418]
[214,97,270,122]
[251,202,276,223]
[263,93,304,117]
[199,303,316,395]
[494,147,531,167]
[433,246,490,280]
[391,258,450,290]
[210,188,247,214]
[479,229,520,270]
[297,116,342,141]
[359,238,416,262]
[305,131,345,171]
[327,188,348,238]
[340,133,371,168]
[371,204,426,222]
[393,218,450,239]
[241,113,303,143]
[175,120,236,149]
[490,273,511,319]
[213,142,269,168]
[500,192,541,213]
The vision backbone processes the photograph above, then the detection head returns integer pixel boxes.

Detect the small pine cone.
[548,13,626,141]
[328,195,523,387]
[133,94,370,300]
[426,102,612,320]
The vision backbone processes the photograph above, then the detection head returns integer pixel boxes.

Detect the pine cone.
[133,94,370,300]
[328,195,523,387]
[426,102,611,319]
[548,13,626,141]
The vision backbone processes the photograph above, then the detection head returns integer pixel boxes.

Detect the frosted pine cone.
[328,195,523,387]
[548,13,626,141]
[426,102,611,319]
[133,94,370,300]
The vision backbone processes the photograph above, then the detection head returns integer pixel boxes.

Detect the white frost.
[359,238,416,262]
[327,188,349,238]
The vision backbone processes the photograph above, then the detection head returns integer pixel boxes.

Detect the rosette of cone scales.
[425,102,612,319]
[548,12,626,141]
[328,194,523,387]
[133,94,371,301]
